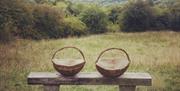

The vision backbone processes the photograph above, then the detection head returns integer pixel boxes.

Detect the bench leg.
[44,85,60,91]
[119,85,136,91]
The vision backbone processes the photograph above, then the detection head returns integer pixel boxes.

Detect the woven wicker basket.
[51,47,86,76]
[96,48,131,78]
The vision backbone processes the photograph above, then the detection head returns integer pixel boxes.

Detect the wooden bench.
[27,72,152,91]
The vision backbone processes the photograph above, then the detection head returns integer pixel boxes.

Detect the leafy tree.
[120,0,154,32]
[168,0,180,31]
[33,5,65,39]
[67,3,86,16]
[0,22,15,43]
[108,7,122,24]
[80,6,108,34]
[64,16,87,37]
[0,0,34,40]
[34,0,48,4]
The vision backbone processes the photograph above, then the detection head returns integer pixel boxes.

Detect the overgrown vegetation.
[64,16,87,37]
[32,5,65,39]
[120,1,154,32]
[0,0,180,42]
[118,0,180,32]
[80,6,108,34]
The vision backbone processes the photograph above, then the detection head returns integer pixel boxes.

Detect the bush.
[153,14,170,30]
[0,0,35,41]
[170,13,180,31]
[33,5,65,39]
[0,22,15,43]
[107,23,120,33]
[0,0,34,30]
[150,6,171,30]
[80,6,108,34]
[150,0,180,31]
[168,1,180,31]
[120,0,154,32]
[108,6,122,24]
[63,16,87,37]
[67,3,86,16]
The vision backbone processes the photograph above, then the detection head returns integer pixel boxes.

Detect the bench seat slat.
[28,72,152,86]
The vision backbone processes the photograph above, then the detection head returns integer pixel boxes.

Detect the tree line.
[0,0,180,43]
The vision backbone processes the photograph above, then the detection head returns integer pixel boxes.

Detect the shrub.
[170,13,180,31]
[108,6,122,24]
[151,0,180,31]
[0,0,36,40]
[34,0,48,4]
[0,22,15,43]
[67,3,86,16]
[80,6,108,34]
[120,0,154,32]
[150,6,171,30]
[33,5,65,39]
[107,22,120,33]
[168,1,180,31]
[0,0,34,30]
[63,16,87,37]
[153,14,170,30]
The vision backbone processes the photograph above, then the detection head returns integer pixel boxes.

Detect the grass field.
[0,31,180,91]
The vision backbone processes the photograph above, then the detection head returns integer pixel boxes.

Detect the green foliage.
[120,0,154,32]
[0,0,33,29]
[67,0,127,6]
[107,22,120,32]
[34,0,66,5]
[150,0,180,31]
[80,6,108,34]
[34,0,48,4]
[63,16,87,37]
[150,6,170,30]
[33,5,65,39]
[0,0,34,41]
[168,0,180,31]
[1,0,180,42]
[0,22,14,43]
[67,3,86,16]
[108,6,122,24]
[170,13,180,31]
[55,1,68,10]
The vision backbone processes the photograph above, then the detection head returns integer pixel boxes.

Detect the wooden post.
[119,85,136,91]
[44,85,59,91]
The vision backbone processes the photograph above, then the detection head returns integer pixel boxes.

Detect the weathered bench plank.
[28,72,152,86]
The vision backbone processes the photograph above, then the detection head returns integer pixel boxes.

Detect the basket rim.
[51,46,86,63]
[96,62,130,71]
[52,60,85,68]
[96,48,131,63]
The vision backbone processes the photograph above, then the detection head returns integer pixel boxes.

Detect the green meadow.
[0,31,180,91]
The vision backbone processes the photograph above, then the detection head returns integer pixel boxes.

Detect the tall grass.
[0,31,180,91]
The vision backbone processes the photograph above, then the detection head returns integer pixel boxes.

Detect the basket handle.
[51,46,86,62]
[96,48,131,63]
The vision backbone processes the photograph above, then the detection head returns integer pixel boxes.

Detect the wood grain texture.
[27,72,152,86]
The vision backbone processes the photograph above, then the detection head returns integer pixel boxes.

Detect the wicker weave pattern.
[96,48,131,78]
[51,47,86,76]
